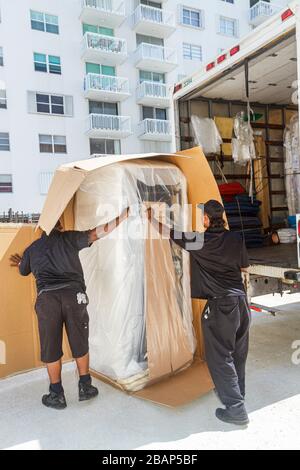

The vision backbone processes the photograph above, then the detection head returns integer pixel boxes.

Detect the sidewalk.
[1,293,300,450]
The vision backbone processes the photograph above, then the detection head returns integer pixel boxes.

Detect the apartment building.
[0,0,290,212]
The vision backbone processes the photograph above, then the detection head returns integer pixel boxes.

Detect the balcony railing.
[249,1,282,26]
[87,113,132,137]
[136,81,169,106]
[132,5,175,37]
[80,0,126,28]
[138,118,172,141]
[134,43,177,72]
[84,73,130,101]
[82,32,127,64]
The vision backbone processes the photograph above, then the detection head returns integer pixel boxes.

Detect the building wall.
[0,0,289,212]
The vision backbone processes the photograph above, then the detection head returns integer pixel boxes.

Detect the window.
[139,70,165,83]
[86,63,115,76]
[39,135,67,154]
[34,53,61,74]
[0,175,12,193]
[222,0,234,4]
[83,24,114,37]
[27,92,73,116]
[183,43,202,61]
[0,47,3,66]
[0,133,10,151]
[30,10,59,34]
[136,34,164,47]
[181,7,203,29]
[219,16,238,36]
[0,89,7,109]
[89,101,118,115]
[40,172,54,195]
[90,139,120,155]
[142,106,167,120]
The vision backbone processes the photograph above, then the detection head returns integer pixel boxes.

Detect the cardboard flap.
[134,360,214,407]
[37,168,87,234]
[37,153,188,235]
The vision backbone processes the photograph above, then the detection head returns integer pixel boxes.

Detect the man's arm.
[147,208,201,252]
[88,207,130,244]
[10,250,31,276]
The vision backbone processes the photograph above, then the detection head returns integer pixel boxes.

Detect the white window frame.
[34,53,62,75]
[0,174,13,193]
[0,89,7,109]
[218,15,238,37]
[39,134,67,154]
[30,10,59,34]
[36,93,64,115]
[0,132,10,151]
[183,43,203,61]
[0,47,3,66]
[180,6,204,30]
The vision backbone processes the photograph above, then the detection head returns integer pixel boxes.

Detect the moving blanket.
[74,161,196,391]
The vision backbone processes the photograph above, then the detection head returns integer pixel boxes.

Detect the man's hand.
[10,253,22,267]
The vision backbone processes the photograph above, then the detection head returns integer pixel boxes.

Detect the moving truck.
[171,1,300,307]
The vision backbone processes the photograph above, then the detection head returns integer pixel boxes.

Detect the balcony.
[82,32,127,65]
[136,81,169,108]
[84,73,130,102]
[86,113,132,138]
[134,43,177,73]
[249,1,282,27]
[132,5,176,39]
[80,0,126,28]
[138,119,172,141]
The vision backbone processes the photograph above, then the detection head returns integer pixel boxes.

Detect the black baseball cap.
[198,200,225,218]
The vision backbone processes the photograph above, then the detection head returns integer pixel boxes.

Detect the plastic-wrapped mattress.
[74,160,195,391]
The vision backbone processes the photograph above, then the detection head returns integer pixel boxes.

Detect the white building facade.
[0,0,290,212]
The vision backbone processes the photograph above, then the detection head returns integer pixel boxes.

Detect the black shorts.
[35,289,89,364]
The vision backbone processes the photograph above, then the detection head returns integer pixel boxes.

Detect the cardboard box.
[1,147,222,406]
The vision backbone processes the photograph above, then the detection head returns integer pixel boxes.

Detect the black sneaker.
[42,391,67,410]
[79,380,99,402]
[216,407,249,426]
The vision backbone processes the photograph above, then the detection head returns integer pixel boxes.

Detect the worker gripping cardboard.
[148,200,251,426]
[9,208,129,410]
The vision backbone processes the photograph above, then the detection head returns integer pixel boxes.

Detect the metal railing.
[84,73,129,95]
[135,42,177,64]
[82,32,127,56]
[0,209,40,224]
[137,81,168,101]
[132,4,175,27]
[249,1,281,23]
[81,0,125,15]
[138,118,171,136]
[87,113,131,133]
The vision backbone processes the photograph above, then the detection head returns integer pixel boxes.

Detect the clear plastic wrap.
[232,112,256,166]
[191,116,223,154]
[74,160,195,391]
[284,114,300,216]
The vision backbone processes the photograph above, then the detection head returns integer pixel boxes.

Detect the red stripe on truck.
[281,9,294,22]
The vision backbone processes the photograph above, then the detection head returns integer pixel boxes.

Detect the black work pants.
[202,295,251,409]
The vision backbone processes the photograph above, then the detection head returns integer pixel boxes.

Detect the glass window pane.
[40,143,53,153]
[36,94,50,104]
[140,70,151,83]
[98,27,114,37]
[101,65,115,76]
[39,134,52,144]
[31,20,45,31]
[37,103,50,113]
[143,106,154,119]
[53,135,66,145]
[86,62,101,74]
[104,102,118,115]
[83,23,98,34]
[90,138,106,154]
[49,55,60,65]
[51,95,63,105]
[31,10,44,22]
[45,14,58,25]
[46,23,59,34]
[155,108,167,120]
[51,105,64,115]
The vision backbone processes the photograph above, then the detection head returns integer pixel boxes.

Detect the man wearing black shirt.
[10,208,129,410]
[148,200,251,426]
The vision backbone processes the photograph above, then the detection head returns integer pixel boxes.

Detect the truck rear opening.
[172,2,300,297]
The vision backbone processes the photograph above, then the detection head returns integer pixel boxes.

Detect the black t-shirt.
[19,230,90,294]
[170,227,249,300]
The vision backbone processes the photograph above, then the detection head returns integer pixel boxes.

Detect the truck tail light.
[282,9,294,22]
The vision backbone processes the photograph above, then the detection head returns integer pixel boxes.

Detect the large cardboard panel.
[0,225,71,379]
[134,360,214,407]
